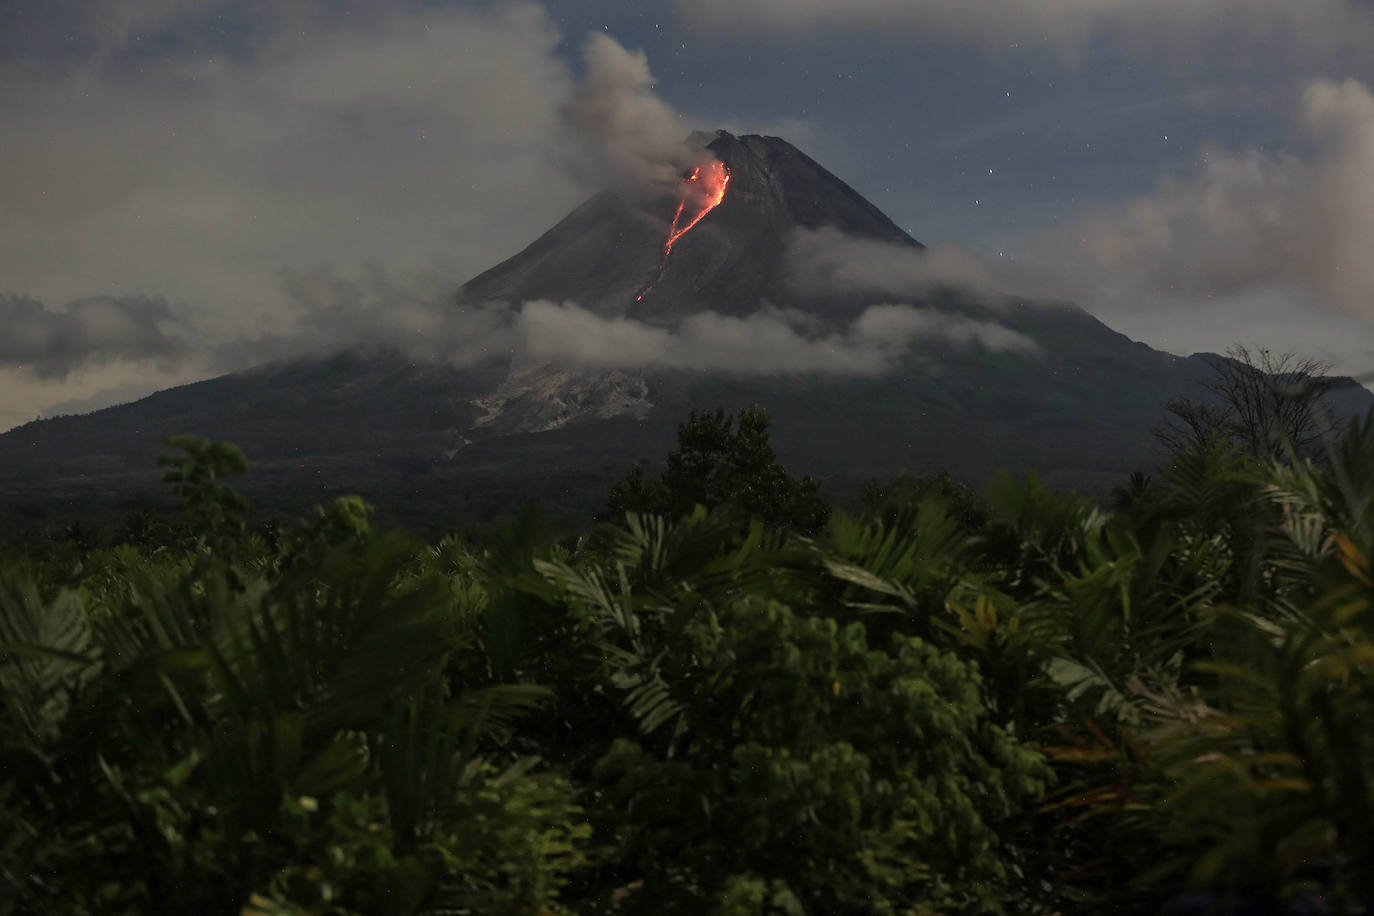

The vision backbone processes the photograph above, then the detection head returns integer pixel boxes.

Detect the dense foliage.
[4,403,1374,914]
[606,405,831,537]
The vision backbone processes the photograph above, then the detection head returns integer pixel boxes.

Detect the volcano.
[2,131,1371,535]
[461,131,922,323]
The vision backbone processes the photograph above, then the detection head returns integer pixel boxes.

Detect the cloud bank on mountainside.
[516,301,1038,373]
[265,270,1040,374]
[787,227,1004,301]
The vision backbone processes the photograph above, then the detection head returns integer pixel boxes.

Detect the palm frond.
[380,682,551,845]
[0,563,98,753]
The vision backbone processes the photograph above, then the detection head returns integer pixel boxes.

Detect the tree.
[1155,345,1335,461]
[158,434,250,543]
[537,507,1048,912]
[0,450,585,915]
[858,469,989,532]
[606,404,831,536]
[1152,397,1232,454]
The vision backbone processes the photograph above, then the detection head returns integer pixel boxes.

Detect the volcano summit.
[2,131,1370,533]
[462,131,923,323]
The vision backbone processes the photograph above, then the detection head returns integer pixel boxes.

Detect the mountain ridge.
[3,130,1371,535]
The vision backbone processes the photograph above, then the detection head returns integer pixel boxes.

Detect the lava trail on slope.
[635,160,731,301]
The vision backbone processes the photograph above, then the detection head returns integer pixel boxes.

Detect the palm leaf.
[0,565,98,753]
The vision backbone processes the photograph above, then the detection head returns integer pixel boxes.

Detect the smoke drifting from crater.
[560,32,714,193]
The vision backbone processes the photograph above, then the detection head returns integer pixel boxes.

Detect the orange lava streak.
[634,160,731,302]
[664,160,731,255]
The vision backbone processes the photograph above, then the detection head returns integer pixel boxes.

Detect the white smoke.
[560,33,711,192]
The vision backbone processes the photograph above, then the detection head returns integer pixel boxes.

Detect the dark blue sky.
[2,0,1373,428]
[542,1,1316,245]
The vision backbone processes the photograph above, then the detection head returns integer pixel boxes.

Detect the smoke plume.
[560,33,714,192]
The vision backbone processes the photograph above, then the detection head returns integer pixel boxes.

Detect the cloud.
[8,256,1041,390]
[224,268,1039,375]
[0,225,1040,382]
[676,0,1374,58]
[0,2,585,334]
[1086,288,1374,375]
[784,225,1098,314]
[0,253,1040,432]
[0,266,518,386]
[516,300,1038,373]
[264,266,518,365]
[0,3,726,427]
[787,227,1004,300]
[0,361,204,432]
[35,382,169,419]
[0,293,189,379]
[1056,78,1374,322]
[0,0,227,71]
[849,304,1038,354]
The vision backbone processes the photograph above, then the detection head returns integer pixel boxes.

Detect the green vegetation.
[4,403,1374,914]
[606,405,830,536]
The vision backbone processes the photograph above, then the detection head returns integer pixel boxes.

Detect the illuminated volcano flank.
[636,160,731,301]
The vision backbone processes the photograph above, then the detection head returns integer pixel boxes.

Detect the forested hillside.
[4,403,1374,914]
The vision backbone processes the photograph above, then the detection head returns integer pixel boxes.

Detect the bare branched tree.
[1206,345,1334,459]
[1154,344,1336,461]
[1153,397,1232,454]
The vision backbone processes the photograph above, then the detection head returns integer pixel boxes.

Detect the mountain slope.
[462,131,923,323]
[2,130,1370,536]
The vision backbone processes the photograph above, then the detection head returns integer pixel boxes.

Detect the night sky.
[4,0,1374,431]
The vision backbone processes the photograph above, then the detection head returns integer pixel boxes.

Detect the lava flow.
[635,160,731,301]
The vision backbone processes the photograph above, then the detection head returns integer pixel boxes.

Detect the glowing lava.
[635,160,731,301]
[665,160,731,255]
